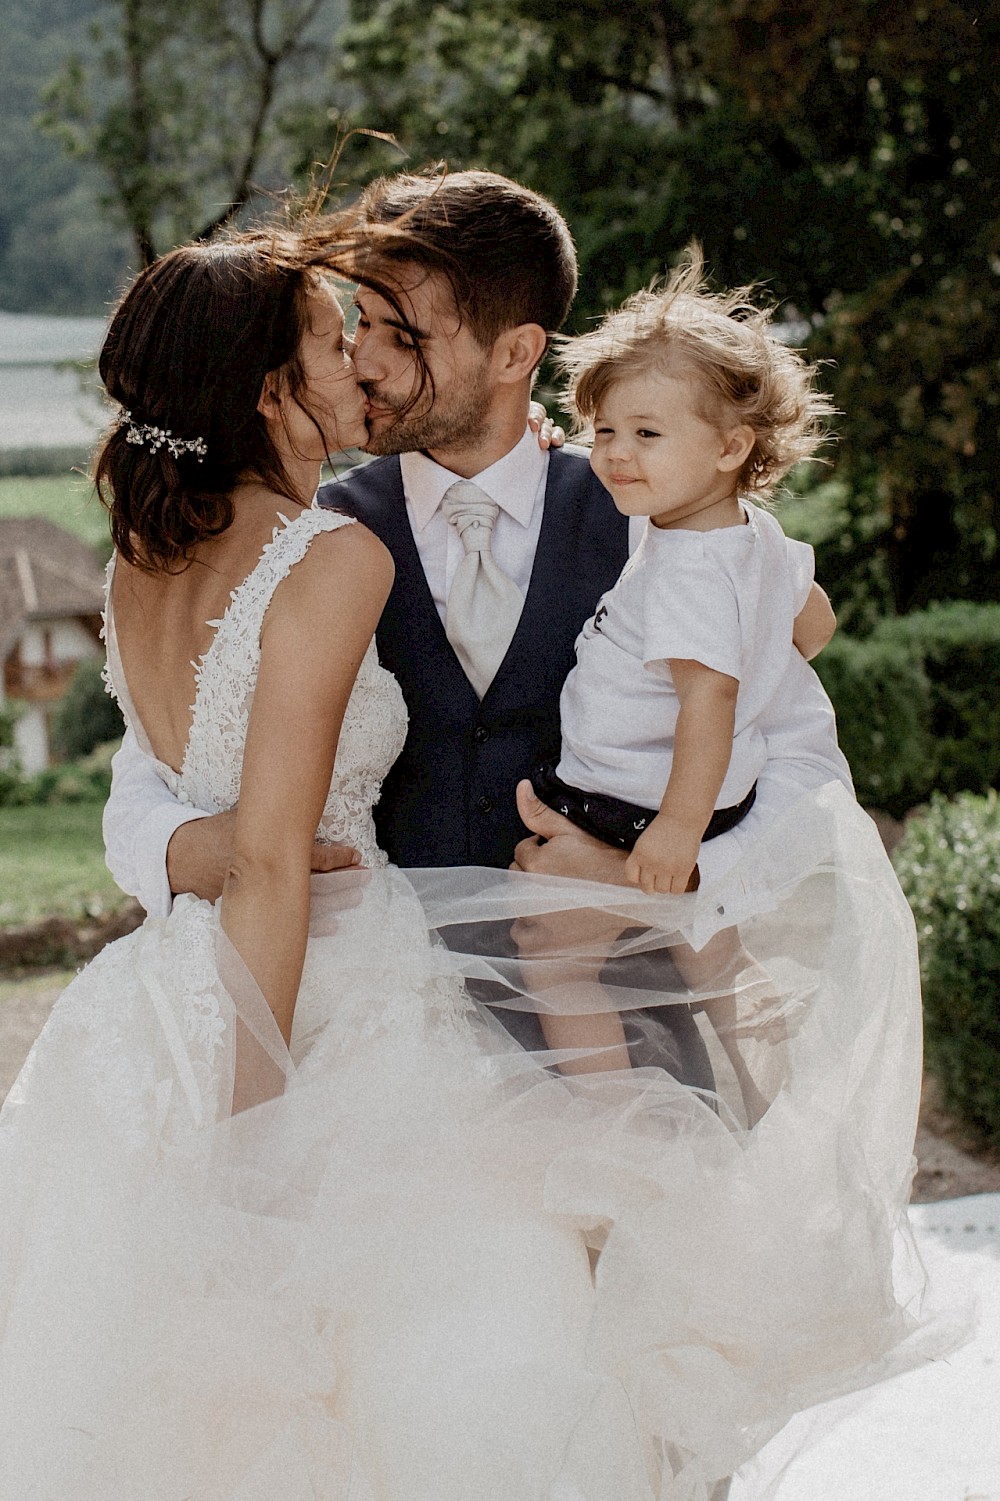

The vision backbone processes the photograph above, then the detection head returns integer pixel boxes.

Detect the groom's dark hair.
[358,169,578,347]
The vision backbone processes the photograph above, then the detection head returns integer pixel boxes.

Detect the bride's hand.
[528,400,565,450]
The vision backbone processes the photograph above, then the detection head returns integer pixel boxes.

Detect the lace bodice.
[104,507,408,868]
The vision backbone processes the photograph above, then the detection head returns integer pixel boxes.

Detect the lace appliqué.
[20,901,230,1153]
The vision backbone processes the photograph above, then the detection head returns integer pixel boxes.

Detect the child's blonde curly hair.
[557,244,835,501]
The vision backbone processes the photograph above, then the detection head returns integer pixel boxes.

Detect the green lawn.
[0,476,118,927]
[0,803,125,926]
[0,473,111,553]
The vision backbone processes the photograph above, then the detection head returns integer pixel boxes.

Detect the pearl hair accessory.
[120,410,208,461]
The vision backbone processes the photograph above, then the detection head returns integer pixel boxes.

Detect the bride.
[0,221,930,1501]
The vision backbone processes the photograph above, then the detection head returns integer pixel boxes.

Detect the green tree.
[40,0,346,266]
[326,0,998,615]
[0,0,131,312]
[690,1,1000,613]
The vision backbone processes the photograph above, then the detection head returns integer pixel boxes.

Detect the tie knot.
[441,481,499,554]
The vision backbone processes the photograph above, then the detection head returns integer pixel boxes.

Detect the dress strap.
[220,506,358,644]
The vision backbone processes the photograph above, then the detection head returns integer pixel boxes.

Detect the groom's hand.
[511,781,630,885]
[167,811,237,902]
[167,810,361,903]
[310,841,363,873]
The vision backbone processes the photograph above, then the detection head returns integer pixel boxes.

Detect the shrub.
[814,601,1000,816]
[0,703,15,754]
[0,740,115,807]
[875,603,1000,800]
[893,792,1000,1145]
[813,633,933,817]
[50,658,124,761]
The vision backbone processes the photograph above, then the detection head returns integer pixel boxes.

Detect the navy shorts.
[530,764,757,853]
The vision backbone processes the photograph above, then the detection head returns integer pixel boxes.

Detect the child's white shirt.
[557,502,818,811]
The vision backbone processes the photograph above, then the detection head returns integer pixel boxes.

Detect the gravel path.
[3,969,1000,1202]
[0,972,69,1101]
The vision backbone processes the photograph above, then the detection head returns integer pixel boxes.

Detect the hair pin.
[120,410,207,461]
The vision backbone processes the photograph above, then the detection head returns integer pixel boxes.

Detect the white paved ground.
[735,1194,1000,1501]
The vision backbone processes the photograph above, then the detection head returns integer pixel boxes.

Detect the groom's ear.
[491,323,549,385]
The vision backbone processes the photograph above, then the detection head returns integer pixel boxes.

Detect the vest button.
[476,795,494,815]
[474,725,489,743]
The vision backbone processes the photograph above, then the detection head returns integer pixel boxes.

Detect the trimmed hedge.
[814,602,1000,817]
[877,604,1000,801]
[813,632,932,815]
[0,740,116,808]
[894,793,1000,1145]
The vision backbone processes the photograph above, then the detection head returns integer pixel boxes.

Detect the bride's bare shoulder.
[265,512,394,635]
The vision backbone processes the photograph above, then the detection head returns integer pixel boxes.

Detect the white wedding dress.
[0,507,936,1501]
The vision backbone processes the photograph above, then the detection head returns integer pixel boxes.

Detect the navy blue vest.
[317,450,629,867]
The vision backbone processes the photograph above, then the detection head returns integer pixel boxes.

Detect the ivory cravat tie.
[441,480,525,698]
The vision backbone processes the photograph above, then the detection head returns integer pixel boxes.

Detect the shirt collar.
[400,425,547,533]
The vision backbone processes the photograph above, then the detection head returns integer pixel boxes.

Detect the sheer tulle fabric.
[0,781,933,1500]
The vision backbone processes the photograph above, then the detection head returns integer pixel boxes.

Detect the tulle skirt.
[0,782,935,1500]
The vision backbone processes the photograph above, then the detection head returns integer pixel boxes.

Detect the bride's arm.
[221,524,393,1044]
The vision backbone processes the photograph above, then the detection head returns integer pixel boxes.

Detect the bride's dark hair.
[95,217,428,573]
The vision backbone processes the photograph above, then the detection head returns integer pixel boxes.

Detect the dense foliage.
[813,602,1000,817]
[894,793,1000,1145]
[0,739,117,808]
[0,0,130,311]
[326,0,999,613]
[49,659,124,762]
[38,0,347,267]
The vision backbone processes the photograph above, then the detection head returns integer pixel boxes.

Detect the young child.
[533,246,840,900]
[521,249,847,1104]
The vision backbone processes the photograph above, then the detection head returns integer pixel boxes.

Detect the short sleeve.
[786,537,816,614]
[641,540,743,681]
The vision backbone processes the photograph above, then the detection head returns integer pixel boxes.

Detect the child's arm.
[793,582,836,660]
[625,658,738,896]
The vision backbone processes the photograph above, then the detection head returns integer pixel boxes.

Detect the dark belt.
[530,764,758,853]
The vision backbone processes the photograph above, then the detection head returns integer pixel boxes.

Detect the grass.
[0,802,126,926]
[0,475,118,929]
[0,473,111,554]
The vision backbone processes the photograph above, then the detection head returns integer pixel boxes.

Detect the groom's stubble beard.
[362,360,495,458]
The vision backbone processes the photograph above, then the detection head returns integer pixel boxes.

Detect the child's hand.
[624,815,701,895]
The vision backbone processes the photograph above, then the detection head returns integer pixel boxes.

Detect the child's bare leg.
[538,997,632,1074]
[671,929,786,1126]
[512,907,633,1075]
